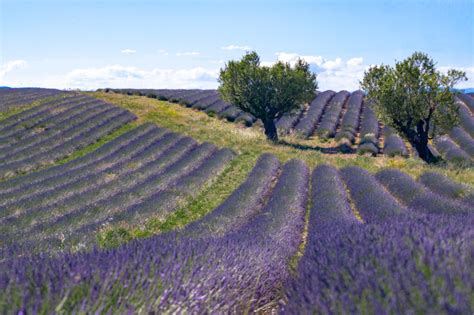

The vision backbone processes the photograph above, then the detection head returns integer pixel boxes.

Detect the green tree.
[360,52,466,163]
[218,51,317,142]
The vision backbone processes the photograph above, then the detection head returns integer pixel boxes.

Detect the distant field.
[105,88,474,166]
[0,88,472,314]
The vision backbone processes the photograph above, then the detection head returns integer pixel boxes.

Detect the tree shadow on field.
[278,140,356,154]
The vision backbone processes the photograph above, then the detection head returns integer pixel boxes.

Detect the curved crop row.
[184,153,281,237]
[459,102,474,138]
[433,135,472,166]
[315,90,350,138]
[108,89,257,127]
[293,90,335,137]
[335,91,364,143]
[418,171,474,206]
[449,126,474,157]
[375,169,472,213]
[340,166,406,221]
[357,102,380,155]
[275,108,304,135]
[382,126,409,157]
[458,93,474,113]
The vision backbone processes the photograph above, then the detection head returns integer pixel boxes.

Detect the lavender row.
[293,90,335,137]
[375,169,472,213]
[433,135,472,166]
[275,108,304,135]
[315,90,350,138]
[459,102,474,137]
[457,93,474,113]
[450,126,474,157]
[309,164,360,224]
[357,103,380,155]
[184,153,281,237]
[418,171,474,206]
[0,123,157,193]
[340,166,406,222]
[108,89,257,126]
[334,90,364,143]
[383,126,409,157]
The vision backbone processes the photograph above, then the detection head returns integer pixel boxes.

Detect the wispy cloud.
[0,60,28,81]
[19,64,219,90]
[221,45,251,51]
[157,49,169,56]
[176,51,200,56]
[121,49,137,54]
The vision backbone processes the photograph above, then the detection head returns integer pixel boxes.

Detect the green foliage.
[360,52,467,162]
[218,51,317,141]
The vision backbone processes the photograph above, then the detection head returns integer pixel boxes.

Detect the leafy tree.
[218,51,317,142]
[360,52,466,163]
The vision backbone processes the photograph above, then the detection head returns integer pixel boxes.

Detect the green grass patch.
[56,121,138,165]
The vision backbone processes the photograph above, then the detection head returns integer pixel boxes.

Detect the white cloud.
[121,49,136,54]
[0,60,28,80]
[30,64,220,90]
[157,49,169,56]
[221,45,251,51]
[265,53,365,90]
[176,51,200,56]
[347,57,363,68]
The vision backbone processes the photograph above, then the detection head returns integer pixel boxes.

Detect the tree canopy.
[360,52,467,163]
[218,51,317,141]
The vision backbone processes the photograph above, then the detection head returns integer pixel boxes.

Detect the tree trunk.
[263,119,278,142]
[409,121,437,163]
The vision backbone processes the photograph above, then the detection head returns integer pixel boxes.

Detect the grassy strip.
[97,151,258,247]
[89,92,474,185]
[56,121,138,165]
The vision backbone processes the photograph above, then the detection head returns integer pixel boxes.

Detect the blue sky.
[1,0,473,90]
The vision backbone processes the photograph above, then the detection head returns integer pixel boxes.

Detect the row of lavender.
[106,88,257,126]
[0,123,235,251]
[0,93,137,179]
[1,151,472,312]
[0,87,65,112]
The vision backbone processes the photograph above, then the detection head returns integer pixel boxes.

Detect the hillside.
[0,88,472,313]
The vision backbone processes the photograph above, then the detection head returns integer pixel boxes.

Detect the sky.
[1,0,473,91]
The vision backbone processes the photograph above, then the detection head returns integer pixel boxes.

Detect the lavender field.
[0,89,473,313]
